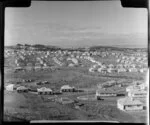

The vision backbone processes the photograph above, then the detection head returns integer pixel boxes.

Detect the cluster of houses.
[88,62,147,74]
[95,80,124,100]
[95,80,148,111]
[5,83,77,95]
[5,46,147,75]
[117,81,147,111]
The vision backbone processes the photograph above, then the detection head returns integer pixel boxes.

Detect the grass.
[4,61,147,122]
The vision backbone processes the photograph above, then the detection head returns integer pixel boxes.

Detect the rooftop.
[117,97,143,105]
[37,87,52,92]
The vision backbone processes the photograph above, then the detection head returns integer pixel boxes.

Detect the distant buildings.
[5,45,147,75]
[117,81,147,111]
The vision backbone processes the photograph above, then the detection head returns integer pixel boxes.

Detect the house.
[126,85,139,93]
[128,90,147,99]
[96,89,117,99]
[107,67,118,73]
[42,65,50,70]
[133,81,143,86]
[108,64,114,68]
[128,68,138,72]
[68,63,74,67]
[26,66,33,71]
[34,63,42,70]
[138,84,147,91]
[60,85,75,92]
[23,79,34,82]
[101,68,107,74]
[5,84,14,91]
[97,68,102,72]
[14,67,24,72]
[102,80,116,88]
[126,81,146,92]
[71,58,78,65]
[89,68,95,72]
[37,87,53,95]
[42,81,49,84]
[16,86,28,93]
[118,68,127,73]
[117,97,144,111]
[139,68,147,73]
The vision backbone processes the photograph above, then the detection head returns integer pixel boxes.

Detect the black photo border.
[0,0,149,125]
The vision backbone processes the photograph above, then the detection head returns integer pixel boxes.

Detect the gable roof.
[118,97,143,105]
[37,87,52,92]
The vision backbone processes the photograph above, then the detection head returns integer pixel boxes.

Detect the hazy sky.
[5,1,147,48]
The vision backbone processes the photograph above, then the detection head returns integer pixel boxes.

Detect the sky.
[5,1,148,48]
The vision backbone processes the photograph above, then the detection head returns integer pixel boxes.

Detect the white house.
[117,97,144,111]
[68,63,74,67]
[60,85,75,92]
[128,90,147,99]
[5,84,14,91]
[89,68,95,72]
[128,68,138,72]
[118,68,127,73]
[37,87,53,95]
[96,89,117,99]
[16,86,28,93]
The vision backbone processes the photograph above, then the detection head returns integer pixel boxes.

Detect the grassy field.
[3,65,147,122]
[4,90,147,122]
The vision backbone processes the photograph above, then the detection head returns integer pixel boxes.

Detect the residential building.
[37,87,53,95]
[5,84,14,91]
[16,86,28,93]
[96,89,117,99]
[128,90,147,99]
[60,85,75,92]
[117,97,144,111]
